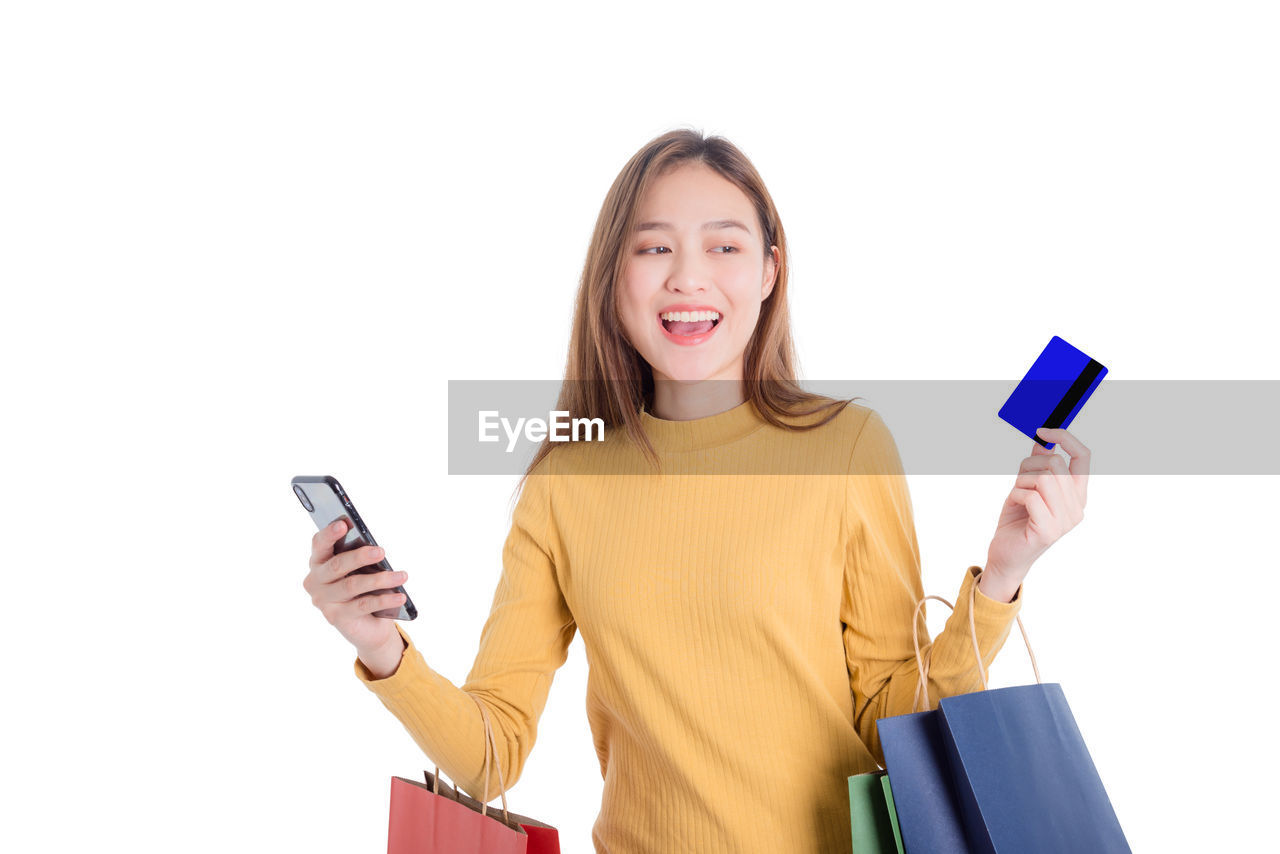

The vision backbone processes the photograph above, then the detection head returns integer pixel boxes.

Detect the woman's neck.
[649,378,746,421]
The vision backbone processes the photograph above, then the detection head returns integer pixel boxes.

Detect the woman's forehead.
[637,165,757,233]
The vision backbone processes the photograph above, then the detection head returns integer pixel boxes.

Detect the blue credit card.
[998,336,1107,449]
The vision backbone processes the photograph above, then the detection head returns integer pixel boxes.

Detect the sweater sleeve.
[840,409,1023,766]
[352,453,576,801]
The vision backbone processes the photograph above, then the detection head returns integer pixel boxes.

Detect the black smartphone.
[291,475,418,621]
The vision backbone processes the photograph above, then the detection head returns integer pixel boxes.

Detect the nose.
[666,247,710,295]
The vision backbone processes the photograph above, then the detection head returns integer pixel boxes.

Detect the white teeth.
[660,310,721,322]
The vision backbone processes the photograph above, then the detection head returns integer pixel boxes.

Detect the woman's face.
[618,162,778,387]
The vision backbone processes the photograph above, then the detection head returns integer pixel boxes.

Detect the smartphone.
[291,475,418,621]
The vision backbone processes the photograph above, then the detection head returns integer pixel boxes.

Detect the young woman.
[302,129,1091,853]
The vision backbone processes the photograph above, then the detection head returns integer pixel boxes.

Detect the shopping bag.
[877,577,1131,854]
[387,693,560,853]
[937,683,1129,853]
[387,773,527,854]
[848,770,904,854]
[876,710,970,853]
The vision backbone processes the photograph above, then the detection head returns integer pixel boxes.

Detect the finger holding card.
[1034,426,1091,508]
[988,430,1091,578]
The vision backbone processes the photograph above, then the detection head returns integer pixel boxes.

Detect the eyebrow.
[634,219,752,234]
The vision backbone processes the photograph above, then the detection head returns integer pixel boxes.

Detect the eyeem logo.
[478,410,606,453]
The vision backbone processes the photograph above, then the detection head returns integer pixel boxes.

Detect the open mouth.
[660,315,720,336]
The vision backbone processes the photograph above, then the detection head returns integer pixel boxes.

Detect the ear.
[761,245,779,300]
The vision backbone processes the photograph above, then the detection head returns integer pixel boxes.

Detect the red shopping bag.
[388,694,560,853]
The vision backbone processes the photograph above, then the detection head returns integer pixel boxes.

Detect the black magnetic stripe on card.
[1042,359,1105,430]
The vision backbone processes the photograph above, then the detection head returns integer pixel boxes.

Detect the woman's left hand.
[979,427,1091,602]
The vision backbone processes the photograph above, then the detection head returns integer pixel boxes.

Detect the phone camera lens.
[293,485,315,512]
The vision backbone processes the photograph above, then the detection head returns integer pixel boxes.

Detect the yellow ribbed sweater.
[355,399,1022,853]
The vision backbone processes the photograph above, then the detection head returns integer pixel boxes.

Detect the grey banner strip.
[447,380,1280,475]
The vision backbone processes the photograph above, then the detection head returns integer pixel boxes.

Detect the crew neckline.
[638,398,768,452]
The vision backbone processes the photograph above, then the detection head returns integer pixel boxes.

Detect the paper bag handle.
[470,692,512,823]
[910,569,1041,713]
[421,692,513,826]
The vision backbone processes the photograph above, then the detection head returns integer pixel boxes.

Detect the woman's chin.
[654,364,718,385]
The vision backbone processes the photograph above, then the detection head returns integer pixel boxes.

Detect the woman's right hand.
[303,519,408,662]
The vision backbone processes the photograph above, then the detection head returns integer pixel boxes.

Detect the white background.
[4,2,1277,851]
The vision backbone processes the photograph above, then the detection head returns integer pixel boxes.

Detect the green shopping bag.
[848,769,904,854]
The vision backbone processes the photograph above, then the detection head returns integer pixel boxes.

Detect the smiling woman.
[504,128,848,476]
[334,129,1029,854]
[621,167,777,392]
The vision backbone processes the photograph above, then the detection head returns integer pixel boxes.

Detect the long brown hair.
[515,128,858,497]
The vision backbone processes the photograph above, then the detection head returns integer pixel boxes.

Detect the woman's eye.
[639,245,738,254]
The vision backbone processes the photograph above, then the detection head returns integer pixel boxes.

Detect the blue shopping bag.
[876,710,970,853]
[877,581,1131,854]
